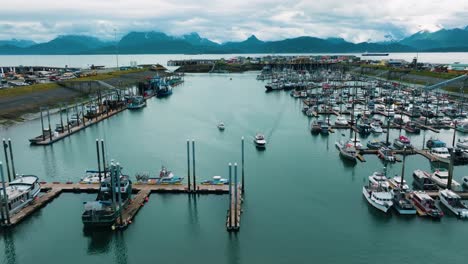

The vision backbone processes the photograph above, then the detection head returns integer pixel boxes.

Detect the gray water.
[1,72,468,264]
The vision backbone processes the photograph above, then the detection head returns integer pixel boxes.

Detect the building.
[448,63,468,73]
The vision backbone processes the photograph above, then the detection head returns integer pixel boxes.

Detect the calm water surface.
[1,72,468,264]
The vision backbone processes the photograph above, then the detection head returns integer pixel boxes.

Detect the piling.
[116,163,123,227]
[228,163,232,228]
[192,140,196,192]
[46,107,52,140]
[447,150,454,190]
[2,139,11,182]
[101,140,107,173]
[81,104,86,126]
[386,119,390,145]
[241,137,245,192]
[96,139,102,182]
[40,108,45,141]
[110,162,116,210]
[59,105,64,133]
[400,147,406,187]
[234,163,238,228]
[186,140,191,191]
[8,139,16,179]
[66,105,71,134]
[452,121,457,147]
[0,163,11,225]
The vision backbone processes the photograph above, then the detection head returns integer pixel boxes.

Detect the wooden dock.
[226,186,243,231]
[31,107,127,145]
[2,182,229,228]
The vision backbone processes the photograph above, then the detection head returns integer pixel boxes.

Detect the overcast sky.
[0,0,467,43]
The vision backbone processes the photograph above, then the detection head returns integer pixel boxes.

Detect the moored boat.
[430,168,462,190]
[412,169,439,190]
[370,122,383,133]
[311,120,321,134]
[363,172,393,213]
[366,140,382,149]
[456,138,468,150]
[439,189,468,218]
[392,189,417,215]
[127,96,146,109]
[0,175,41,215]
[429,147,450,164]
[411,191,444,219]
[393,135,412,149]
[201,176,229,185]
[377,147,396,162]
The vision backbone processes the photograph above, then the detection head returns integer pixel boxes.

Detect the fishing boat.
[254,133,267,148]
[404,122,421,133]
[201,176,229,185]
[84,104,100,119]
[127,96,146,109]
[334,116,349,126]
[412,170,439,190]
[82,172,132,227]
[429,147,450,164]
[393,135,412,149]
[411,191,444,219]
[392,189,417,215]
[156,83,173,97]
[388,176,409,191]
[377,147,396,162]
[426,138,446,149]
[370,122,383,133]
[80,170,109,184]
[366,140,382,149]
[456,121,468,133]
[217,122,225,131]
[456,138,468,150]
[363,171,393,213]
[157,166,184,184]
[0,175,41,215]
[336,141,357,162]
[439,189,468,218]
[347,138,363,150]
[462,176,468,188]
[320,123,329,135]
[430,169,462,190]
[311,120,322,134]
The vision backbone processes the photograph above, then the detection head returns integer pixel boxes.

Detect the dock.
[226,185,243,231]
[2,182,230,228]
[31,106,127,145]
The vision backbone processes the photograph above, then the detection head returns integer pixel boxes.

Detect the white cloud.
[0,0,466,42]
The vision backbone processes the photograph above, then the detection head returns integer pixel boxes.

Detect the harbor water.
[1,72,468,264]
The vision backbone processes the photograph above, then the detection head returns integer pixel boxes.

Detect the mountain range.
[0,26,467,55]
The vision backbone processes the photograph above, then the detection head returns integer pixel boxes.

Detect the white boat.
[336,141,357,162]
[80,170,109,184]
[217,122,225,131]
[439,189,468,218]
[369,171,391,190]
[429,147,450,163]
[430,169,462,190]
[387,176,409,191]
[456,138,468,150]
[456,121,468,133]
[347,138,363,150]
[254,133,267,148]
[334,116,349,126]
[0,175,41,215]
[362,184,393,213]
[370,122,383,133]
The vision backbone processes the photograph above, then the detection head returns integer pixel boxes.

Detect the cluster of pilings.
[186,139,197,192]
[226,137,245,232]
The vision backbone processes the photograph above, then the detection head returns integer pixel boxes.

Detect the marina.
[1,68,468,263]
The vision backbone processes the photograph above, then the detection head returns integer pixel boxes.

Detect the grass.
[408,70,462,80]
[69,68,146,82]
[0,82,59,98]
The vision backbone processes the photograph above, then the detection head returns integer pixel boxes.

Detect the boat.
[404,122,421,133]
[412,170,439,190]
[84,104,100,119]
[0,175,41,215]
[388,176,409,191]
[82,171,132,227]
[430,169,462,190]
[366,140,382,149]
[201,176,229,185]
[320,123,329,135]
[426,138,446,149]
[463,176,468,188]
[337,141,357,162]
[456,121,468,133]
[80,170,109,184]
[127,96,146,109]
[254,133,267,148]
[357,123,371,135]
[392,189,417,215]
[439,189,468,218]
[363,171,393,213]
[347,138,363,149]
[362,52,389,56]
[334,116,349,126]
[311,120,321,134]
[370,122,383,133]
[217,122,225,131]
[393,135,412,149]
[377,147,396,162]
[456,138,468,150]
[411,191,444,219]
[156,83,173,97]
[429,147,450,164]
[157,166,183,184]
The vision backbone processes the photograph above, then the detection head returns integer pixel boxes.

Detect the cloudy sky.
[0,0,467,43]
